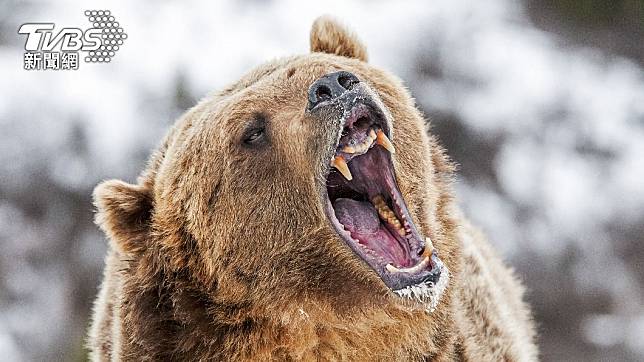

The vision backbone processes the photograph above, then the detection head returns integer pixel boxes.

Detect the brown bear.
[87,16,538,361]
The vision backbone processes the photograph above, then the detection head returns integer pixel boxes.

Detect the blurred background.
[1,0,643,360]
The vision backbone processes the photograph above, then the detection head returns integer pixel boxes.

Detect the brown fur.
[87,17,537,361]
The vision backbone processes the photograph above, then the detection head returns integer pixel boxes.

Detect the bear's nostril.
[316,85,333,102]
[307,71,360,110]
[338,74,358,90]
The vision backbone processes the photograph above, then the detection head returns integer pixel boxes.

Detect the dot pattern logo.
[18,10,128,70]
[84,10,127,63]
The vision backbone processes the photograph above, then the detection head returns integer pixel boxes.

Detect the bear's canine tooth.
[422,237,434,257]
[331,155,352,181]
[386,256,430,274]
[376,129,395,154]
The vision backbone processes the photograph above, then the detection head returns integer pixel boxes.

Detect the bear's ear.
[93,179,153,255]
[310,16,368,62]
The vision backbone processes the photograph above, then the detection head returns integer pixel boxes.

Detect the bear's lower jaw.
[323,101,446,308]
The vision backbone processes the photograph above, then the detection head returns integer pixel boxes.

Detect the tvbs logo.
[18,10,127,71]
[19,24,103,52]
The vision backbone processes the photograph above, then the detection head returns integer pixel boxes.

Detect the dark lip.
[318,90,445,293]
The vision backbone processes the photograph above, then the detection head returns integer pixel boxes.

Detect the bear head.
[93,16,460,359]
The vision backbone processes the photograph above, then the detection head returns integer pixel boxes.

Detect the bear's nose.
[307,71,360,110]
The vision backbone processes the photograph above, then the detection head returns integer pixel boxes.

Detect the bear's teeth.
[376,130,395,154]
[342,145,356,154]
[422,237,434,257]
[342,128,377,154]
[372,195,405,236]
[386,264,399,273]
[330,155,352,180]
[386,256,430,274]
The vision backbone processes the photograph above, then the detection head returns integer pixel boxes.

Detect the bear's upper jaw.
[324,101,447,308]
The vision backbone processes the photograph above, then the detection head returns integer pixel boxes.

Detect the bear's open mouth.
[323,102,448,307]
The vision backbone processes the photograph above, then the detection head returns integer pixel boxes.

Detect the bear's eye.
[243,128,264,144]
[241,113,268,148]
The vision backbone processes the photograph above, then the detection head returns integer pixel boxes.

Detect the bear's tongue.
[333,198,409,265]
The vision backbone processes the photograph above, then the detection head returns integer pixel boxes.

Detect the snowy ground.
[1,0,642,360]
